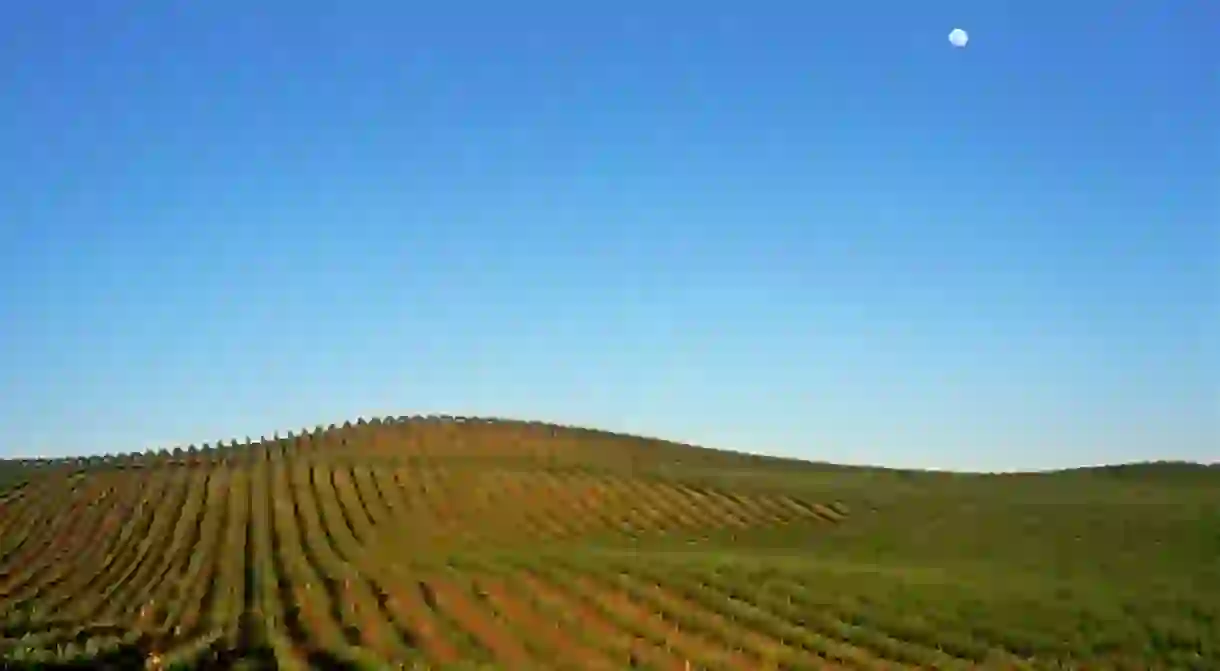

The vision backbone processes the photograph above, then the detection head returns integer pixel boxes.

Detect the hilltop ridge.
[4,414,1212,478]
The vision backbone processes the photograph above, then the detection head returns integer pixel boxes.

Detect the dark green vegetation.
[0,461,33,497]
[0,416,1216,669]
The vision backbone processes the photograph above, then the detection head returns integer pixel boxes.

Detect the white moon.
[949,28,969,48]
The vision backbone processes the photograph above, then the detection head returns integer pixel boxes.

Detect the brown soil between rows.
[568,572,759,670]
[427,577,536,668]
[365,571,460,665]
[478,576,619,671]
[515,571,689,671]
[620,574,816,669]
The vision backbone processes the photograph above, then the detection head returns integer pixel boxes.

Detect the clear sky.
[0,2,1215,471]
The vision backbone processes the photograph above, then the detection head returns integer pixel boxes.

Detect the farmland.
[0,416,1217,669]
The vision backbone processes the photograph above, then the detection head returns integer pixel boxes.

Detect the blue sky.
[0,2,1215,470]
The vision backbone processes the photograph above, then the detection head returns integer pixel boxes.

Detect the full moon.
[949,28,969,48]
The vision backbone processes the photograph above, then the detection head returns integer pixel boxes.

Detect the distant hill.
[1054,460,1219,482]
[0,415,1216,669]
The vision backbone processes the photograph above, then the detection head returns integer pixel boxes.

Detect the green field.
[0,416,1216,669]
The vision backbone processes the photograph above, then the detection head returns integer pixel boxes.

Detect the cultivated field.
[0,416,1217,669]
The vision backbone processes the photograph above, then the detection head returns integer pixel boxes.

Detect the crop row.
[1,443,1101,669]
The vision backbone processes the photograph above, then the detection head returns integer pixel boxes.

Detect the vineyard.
[0,416,1217,669]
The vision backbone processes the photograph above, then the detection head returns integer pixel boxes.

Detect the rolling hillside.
[0,416,1217,669]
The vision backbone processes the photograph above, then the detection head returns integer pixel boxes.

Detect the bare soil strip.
[101,466,196,621]
[617,571,820,669]
[428,576,538,668]
[562,569,755,670]
[515,569,689,671]
[169,467,232,639]
[477,574,620,670]
[121,468,209,628]
[0,479,108,596]
[0,479,118,614]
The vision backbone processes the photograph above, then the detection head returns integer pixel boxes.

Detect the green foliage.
[1,418,1216,668]
[0,460,33,495]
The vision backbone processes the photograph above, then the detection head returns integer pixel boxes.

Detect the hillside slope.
[0,416,1217,669]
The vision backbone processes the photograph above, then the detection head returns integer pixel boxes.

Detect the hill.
[0,415,1217,669]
